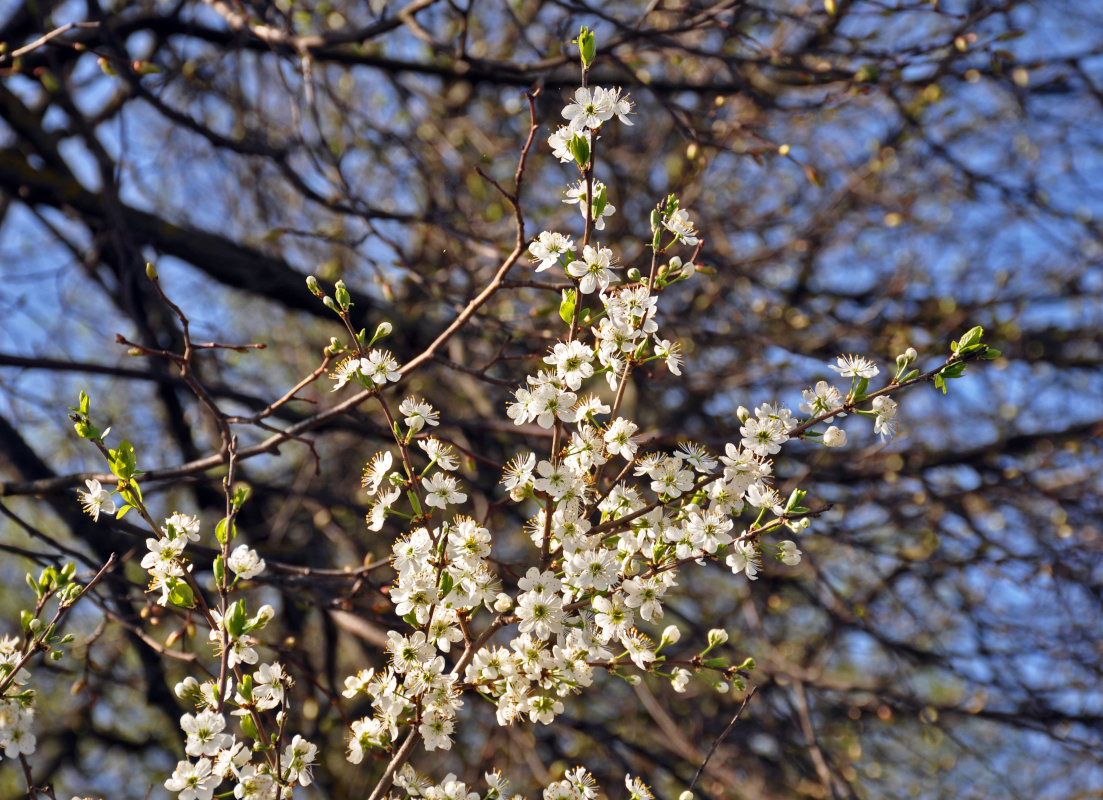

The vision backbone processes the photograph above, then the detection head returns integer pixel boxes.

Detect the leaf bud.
[334,280,351,310]
[568,132,590,168]
[576,26,596,68]
[145,262,158,280]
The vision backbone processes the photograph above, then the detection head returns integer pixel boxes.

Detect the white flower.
[672,667,691,693]
[78,479,115,522]
[329,355,362,391]
[421,473,466,509]
[399,397,439,432]
[740,416,787,457]
[501,452,536,500]
[528,231,575,272]
[282,734,317,786]
[564,180,616,231]
[600,85,634,125]
[163,512,201,542]
[362,450,394,494]
[419,437,459,471]
[562,86,611,131]
[626,775,655,800]
[603,417,639,459]
[180,710,231,757]
[164,757,217,800]
[822,425,847,447]
[779,540,802,566]
[227,545,265,580]
[516,590,565,639]
[544,340,594,390]
[829,354,879,379]
[566,245,616,295]
[663,208,699,245]
[726,541,760,580]
[800,380,846,422]
[654,338,683,376]
[362,349,402,386]
[872,395,899,439]
[419,709,454,751]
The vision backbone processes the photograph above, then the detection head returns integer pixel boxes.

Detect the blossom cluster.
[166,662,313,799]
[50,27,963,800]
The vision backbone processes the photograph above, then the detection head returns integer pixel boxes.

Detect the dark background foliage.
[1,1,1101,798]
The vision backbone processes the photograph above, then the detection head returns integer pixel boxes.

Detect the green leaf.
[213,555,225,589]
[854,377,870,400]
[225,599,246,638]
[901,369,919,382]
[110,441,138,480]
[982,348,1002,360]
[240,713,259,741]
[934,373,947,394]
[559,289,576,325]
[591,184,608,219]
[232,486,250,510]
[439,571,454,599]
[215,517,236,545]
[168,580,195,609]
[958,325,984,349]
[568,132,590,167]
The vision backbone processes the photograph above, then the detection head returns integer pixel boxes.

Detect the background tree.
[1,1,1101,798]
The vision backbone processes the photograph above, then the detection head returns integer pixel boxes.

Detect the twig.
[0,21,100,63]
[688,686,757,794]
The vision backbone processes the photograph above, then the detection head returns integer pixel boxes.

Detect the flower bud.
[736,406,750,424]
[175,676,200,699]
[823,426,847,447]
[661,625,681,646]
[707,628,729,647]
[493,593,513,613]
[306,275,322,296]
